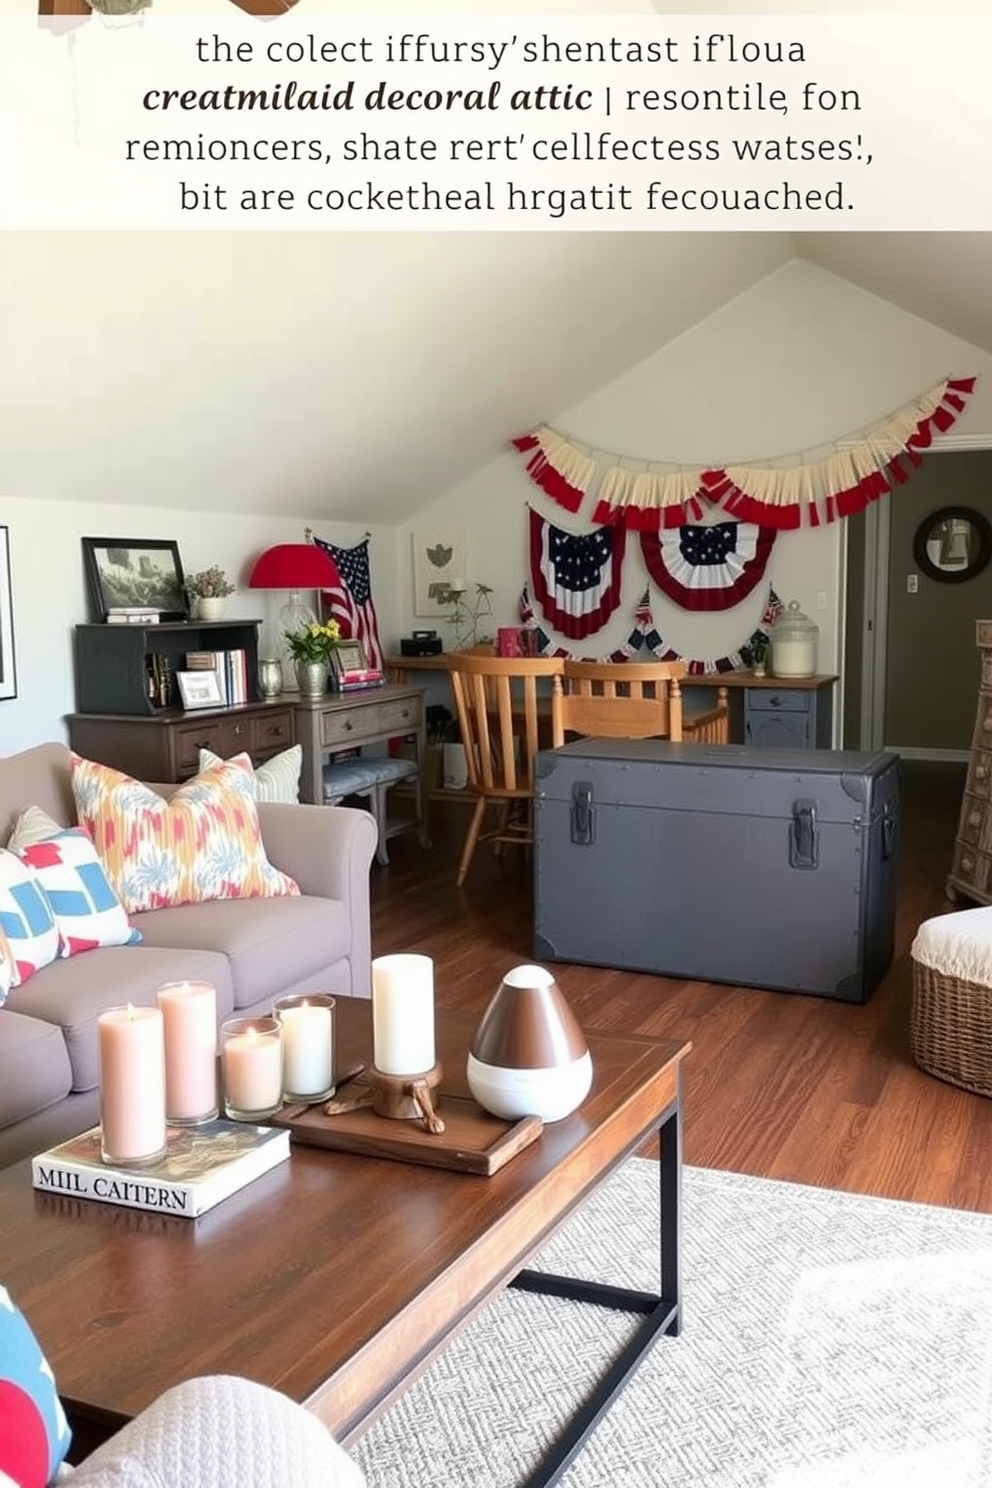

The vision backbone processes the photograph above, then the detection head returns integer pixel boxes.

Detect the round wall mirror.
[912,505,992,584]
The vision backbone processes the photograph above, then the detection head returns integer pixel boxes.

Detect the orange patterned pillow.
[70,753,300,915]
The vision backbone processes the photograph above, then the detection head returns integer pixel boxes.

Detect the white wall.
[0,500,400,753]
[399,260,992,681]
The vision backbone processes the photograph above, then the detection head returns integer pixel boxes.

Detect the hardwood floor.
[370,759,992,1214]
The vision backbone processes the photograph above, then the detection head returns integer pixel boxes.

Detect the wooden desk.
[292,683,429,848]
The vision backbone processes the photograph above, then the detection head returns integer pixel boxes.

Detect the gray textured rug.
[352,1160,992,1488]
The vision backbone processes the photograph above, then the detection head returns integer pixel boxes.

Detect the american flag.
[762,587,786,628]
[313,535,384,671]
[529,507,625,641]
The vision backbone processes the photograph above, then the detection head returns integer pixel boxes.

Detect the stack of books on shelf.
[186,649,249,705]
[107,607,161,625]
[31,1119,290,1218]
[337,667,385,692]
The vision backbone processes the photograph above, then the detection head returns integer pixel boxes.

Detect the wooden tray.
[272,1085,542,1176]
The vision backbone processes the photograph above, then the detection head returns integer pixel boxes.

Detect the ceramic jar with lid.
[769,601,819,679]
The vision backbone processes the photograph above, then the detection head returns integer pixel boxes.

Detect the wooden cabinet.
[68,616,296,784]
[66,703,297,784]
[74,619,263,716]
[947,621,992,904]
[743,683,833,749]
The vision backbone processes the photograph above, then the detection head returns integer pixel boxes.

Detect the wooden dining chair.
[560,659,730,744]
[446,652,566,888]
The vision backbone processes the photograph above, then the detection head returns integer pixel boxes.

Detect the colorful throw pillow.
[0,1283,72,1488]
[17,829,142,958]
[198,744,302,805]
[0,852,60,987]
[71,753,300,915]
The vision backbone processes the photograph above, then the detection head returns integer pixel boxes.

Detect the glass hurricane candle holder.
[273,994,335,1103]
[221,1016,283,1122]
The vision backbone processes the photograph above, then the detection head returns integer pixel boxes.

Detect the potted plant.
[186,567,236,621]
[284,618,342,698]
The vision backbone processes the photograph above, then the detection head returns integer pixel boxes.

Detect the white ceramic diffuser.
[466,965,592,1123]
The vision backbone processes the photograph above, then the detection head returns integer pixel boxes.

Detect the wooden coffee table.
[0,1001,689,1488]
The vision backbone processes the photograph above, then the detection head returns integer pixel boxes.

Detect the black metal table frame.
[508,1083,683,1488]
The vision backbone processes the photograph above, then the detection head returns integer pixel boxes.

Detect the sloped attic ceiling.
[1,231,989,525]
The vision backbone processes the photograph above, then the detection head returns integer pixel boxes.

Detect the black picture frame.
[912,506,992,585]
[82,537,188,621]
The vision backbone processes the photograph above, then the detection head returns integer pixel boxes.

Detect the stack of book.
[31,1119,290,1218]
[186,649,249,705]
[107,607,161,625]
[337,667,385,692]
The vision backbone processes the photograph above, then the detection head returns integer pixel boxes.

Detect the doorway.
[845,449,992,759]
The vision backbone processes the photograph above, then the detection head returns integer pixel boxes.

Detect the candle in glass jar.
[221,1017,283,1120]
[157,981,218,1124]
[98,1004,167,1165]
[274,995,335,1101]
[371,954,436,1076]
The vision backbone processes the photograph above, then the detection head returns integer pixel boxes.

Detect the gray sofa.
[0,742,378,1169]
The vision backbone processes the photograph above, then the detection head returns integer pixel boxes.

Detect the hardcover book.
[31,1119,290,1218]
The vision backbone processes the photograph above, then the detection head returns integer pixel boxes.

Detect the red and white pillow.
[0,852,61,991]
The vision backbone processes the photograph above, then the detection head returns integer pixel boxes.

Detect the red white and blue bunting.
[528,505,626,641]
[638,521,775,611]
[519,585,786,675]
[513,376,977,531]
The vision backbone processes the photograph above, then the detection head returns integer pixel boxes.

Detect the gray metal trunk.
[532,741,900,1004]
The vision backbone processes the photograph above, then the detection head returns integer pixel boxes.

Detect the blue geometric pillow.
[0,1284,72,1488]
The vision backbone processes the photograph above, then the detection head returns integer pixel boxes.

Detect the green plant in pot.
[284,618,342,699]
[186,567,236,620]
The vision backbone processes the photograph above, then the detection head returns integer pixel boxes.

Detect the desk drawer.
[174,720,231,772]
[320,696,422,748]
[251,708,295,758]
[746,688,810,714]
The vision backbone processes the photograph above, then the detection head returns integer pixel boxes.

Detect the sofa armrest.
[257,802,377,999]
[63,1375,365,1488]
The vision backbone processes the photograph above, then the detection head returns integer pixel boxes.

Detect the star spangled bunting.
[528,506,626,641]
[313,534,384,671]
[639,522,776,611]
[519,585,777,673]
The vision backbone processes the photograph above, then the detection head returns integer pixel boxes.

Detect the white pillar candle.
[221,1018,283,1119]
[371,954,436,1076]
[157,981,218,1123]
[275,995,335,1100]
[98,1004,167,1165]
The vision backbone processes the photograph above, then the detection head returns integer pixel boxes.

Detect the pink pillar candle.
[371,954,436,1076]
[98,1004,167,1165]
[221,1017,283,1121]
[157,981,219,1124]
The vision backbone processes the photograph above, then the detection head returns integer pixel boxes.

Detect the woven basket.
[910,959,992,1097]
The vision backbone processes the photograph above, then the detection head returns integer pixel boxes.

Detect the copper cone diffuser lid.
[471,965,588,1070]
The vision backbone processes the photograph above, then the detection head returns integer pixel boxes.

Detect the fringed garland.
[519,584,785,674]
[513,376,977,531]
[528,505,626,640]
[639,521,776,612]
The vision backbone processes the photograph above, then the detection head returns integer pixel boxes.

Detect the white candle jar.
[769,601,819,679]
[273,994,335,1103]
[221,1016,283,1122]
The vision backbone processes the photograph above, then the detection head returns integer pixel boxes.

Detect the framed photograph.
[331,641,368,675]
[413,529,468,617]
[0,526,17,701]
[82,537,187,621]
[176,670,224,710]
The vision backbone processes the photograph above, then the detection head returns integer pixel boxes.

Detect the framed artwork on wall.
[82,537,187,621]
[0,526,17,701]
[412,530,468,617]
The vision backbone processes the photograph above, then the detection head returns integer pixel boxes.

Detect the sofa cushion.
[133,896,351,1011]
[0,852,60,987]
[0,1282,73,1488]
[199,745,302,804]
[17,830,142,958]
[8,947,234,1093]
[71,754,300,915]
[0,1009,73,1130]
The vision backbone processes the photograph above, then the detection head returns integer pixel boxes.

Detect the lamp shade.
[248,544,340,591]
